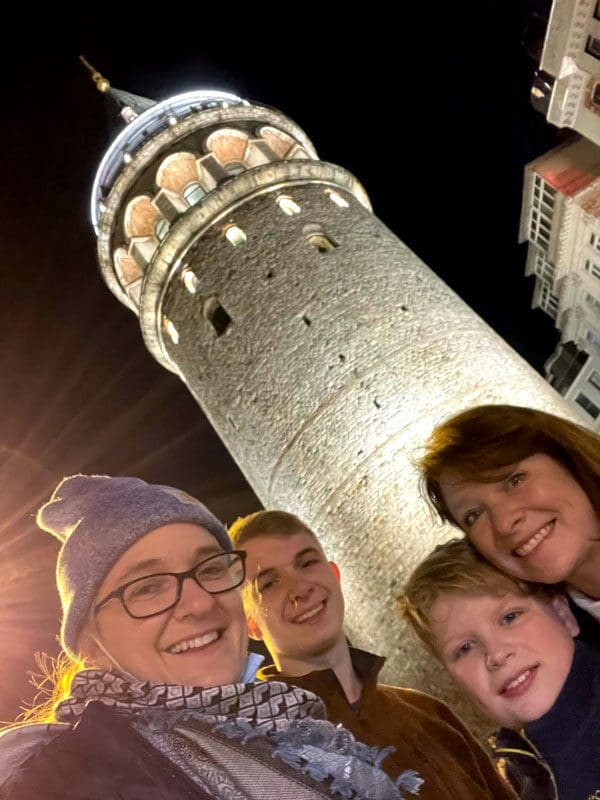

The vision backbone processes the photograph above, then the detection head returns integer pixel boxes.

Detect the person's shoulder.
[374,683,471,724]
[0,722,69,788]
[375,682,448,709]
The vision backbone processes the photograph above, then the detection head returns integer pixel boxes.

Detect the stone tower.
[89,74,574,719]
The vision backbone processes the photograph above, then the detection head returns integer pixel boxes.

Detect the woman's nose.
[174,575,218,617]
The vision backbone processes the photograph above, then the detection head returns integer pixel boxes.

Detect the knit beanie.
[37,474,231,657]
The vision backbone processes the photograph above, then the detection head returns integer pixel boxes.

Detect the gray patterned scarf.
[56,670,423,800]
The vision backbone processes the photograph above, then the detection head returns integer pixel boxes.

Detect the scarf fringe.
[218,716,422,800]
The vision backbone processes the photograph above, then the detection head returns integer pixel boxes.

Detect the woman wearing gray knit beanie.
[0,474,420,800]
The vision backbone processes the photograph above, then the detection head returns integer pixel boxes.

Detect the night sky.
[2,6,562,721]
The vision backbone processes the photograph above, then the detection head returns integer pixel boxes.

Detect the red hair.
[420,404,600,527]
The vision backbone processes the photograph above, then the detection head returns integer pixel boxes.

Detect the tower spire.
[79,56,110,93]
[79,55,156,123]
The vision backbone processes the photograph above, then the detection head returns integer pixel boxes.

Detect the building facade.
[520,135,600,427]
[530,0,600,146]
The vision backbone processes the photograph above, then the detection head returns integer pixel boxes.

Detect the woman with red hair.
[419,404,600,623]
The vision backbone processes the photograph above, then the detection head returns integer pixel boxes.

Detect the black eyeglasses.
[94,550,247,619]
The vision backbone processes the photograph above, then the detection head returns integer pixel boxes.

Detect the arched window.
[183,183,206,206]
[276,196,301,215]
[155,218,171,241]
[223,225,247,247]
[204,297,232,336]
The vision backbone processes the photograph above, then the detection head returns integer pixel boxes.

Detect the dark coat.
[490,728,557,800]
[1,702,214,800]
[0,701,341,800]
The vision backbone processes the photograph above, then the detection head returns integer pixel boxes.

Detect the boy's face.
[430,590,579,729]
[242,530,346,665]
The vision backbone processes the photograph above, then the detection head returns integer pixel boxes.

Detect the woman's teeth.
[168,631,219,654]
[515,521,554,557]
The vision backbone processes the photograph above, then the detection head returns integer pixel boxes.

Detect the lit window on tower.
[163,317,180,344]
[182,269,199,294]
[327,190,349,208]
[224,225,247,247]
[276,196,301,215]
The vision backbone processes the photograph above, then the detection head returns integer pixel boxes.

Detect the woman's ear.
[329,562,341,582]
[550,594,580,638]
[77,623,110,669]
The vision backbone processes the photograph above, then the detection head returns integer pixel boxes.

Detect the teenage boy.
[229,511,517,800]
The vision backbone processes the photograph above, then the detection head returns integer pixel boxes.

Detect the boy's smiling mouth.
[499,664,539,697]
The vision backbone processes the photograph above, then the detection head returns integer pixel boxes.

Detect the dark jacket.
[490,728,557,800]
[491,640,600,800]
[1,702,212,800]
[260,648,517,800]
[0,701,347,800]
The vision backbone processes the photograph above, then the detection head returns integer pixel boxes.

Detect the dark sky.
[1,6,561,721]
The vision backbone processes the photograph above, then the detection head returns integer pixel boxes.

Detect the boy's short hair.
[229,509,318,549]
[397,538,558,657]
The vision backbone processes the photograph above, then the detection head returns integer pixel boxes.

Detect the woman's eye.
[198,565,225,579]
[507,472,526,488]
[258,579,277,593]
[301,558,319,568]
[129,580,165,599]
[501,610,523,625]
[463,509,481,528]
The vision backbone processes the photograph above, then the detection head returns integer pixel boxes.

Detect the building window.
[224,225,247,247]
[589,370,600,392]
[163,317,179,345]
[584,258,600,282]
[586,293,600,314]
[533,174,556,209]
[182,268,199,294]
[529,210,551,248]
[224,162,245,176]
[307,233,338,253]
[155,218,170,241]
[204,297,232,337]
[276,196,301,216]
[575,392,600,419]
[539,284,559,320]
[586,326,600,348]
[533,249,555,284]
[303,224,338,253]
[529,174,555,249]
[183,183,206,206]
[327,190,349,208]
[590,233,600,254]
[585,35,600,60]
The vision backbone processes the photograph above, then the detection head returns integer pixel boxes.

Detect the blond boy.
[230,511,519,800]
[399,538,599,800]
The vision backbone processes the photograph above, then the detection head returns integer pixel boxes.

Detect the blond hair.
[229,510,318,549]
[6,651,86,726]
[397,538,557,657]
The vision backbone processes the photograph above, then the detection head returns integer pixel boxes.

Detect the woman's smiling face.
[87,522,248,687]
[440,454,600,586]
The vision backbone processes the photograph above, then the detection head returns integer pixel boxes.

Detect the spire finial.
[79,55,110,93]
